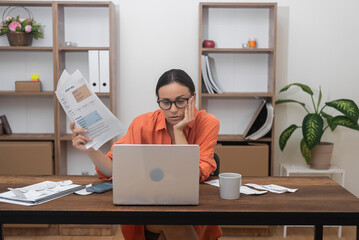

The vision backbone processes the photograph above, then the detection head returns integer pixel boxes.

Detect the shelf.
[202,48,274,53]
[0,91,54,96]
[0,1,53,6]
[60,134,72,141]
[59,47,110,52]
[57,1,112,7]
[201,3,277,8]
[201,93,273,98]
[217,134,271,142]
[0,46,53,51]
[96,93,110,97]
[0,133,55,140]
[0,1,115,176]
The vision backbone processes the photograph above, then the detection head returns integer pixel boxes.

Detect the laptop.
[112,144,200,205]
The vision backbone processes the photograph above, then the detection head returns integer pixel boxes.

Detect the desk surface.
[0,175,359,226]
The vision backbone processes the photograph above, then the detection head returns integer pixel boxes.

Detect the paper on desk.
[203,180,267,195]
[0,180,86,206]
[240,186,268,195]
[75,184,94,195]
[245,183,298,193]
[204,180,297,195]
[55,70,124,150]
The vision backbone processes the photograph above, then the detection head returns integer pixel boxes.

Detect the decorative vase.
[7,32,33,46]
[310,142,334,170]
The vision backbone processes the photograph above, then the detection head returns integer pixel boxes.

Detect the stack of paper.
[0,180,85,206]
[55,70,124,150]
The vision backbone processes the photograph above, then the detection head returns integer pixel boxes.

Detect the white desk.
[280,163,345,238]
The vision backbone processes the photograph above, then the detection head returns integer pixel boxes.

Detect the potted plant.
[0,7,43,46]
[276,83,359,169]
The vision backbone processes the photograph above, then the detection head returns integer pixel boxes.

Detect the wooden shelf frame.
[0,91,54,96]
[0,1,116,176]
[201,48,274,53]
[198,2,277,175]
[0,133,55,140]
[58,46,110,51]
[201,93,274,98]
[0,46,53,51]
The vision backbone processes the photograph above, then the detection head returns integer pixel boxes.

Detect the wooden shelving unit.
[0,1,116,175]
[0,133,55,140]
[199,2,277,176]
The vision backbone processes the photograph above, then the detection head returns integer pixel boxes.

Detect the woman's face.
[157,82,195,126]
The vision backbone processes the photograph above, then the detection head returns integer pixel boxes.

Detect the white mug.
[219,172,242,200]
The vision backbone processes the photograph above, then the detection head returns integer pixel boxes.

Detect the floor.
[4,226,356,240]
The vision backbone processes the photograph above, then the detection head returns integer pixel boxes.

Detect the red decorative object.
[202,40,215,48]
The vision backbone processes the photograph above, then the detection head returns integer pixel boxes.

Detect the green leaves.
[300,139,311,164]
[277,82,359,165]
[321,112,335,130]
[329,115,359,131]
[326,99,359,122]
[275,99,306,108]
[279,124,299,151]
[302,114,323,149]
[279,83,314,96]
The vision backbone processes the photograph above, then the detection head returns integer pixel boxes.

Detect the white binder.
[99,50,110,93]
[88,50,100,92]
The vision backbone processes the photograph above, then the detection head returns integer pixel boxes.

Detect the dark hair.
[155,69,195,97]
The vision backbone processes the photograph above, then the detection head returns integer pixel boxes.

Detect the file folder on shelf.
[99,50,110,93]
[88,50,100,92]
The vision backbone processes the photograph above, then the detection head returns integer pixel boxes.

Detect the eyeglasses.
[157,96,192,110]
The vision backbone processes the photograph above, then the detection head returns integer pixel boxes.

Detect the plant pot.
[310,142,334,170]
[7,32,33,46]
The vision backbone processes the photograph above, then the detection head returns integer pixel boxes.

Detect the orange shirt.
[98,107,220,182]
[97,107,222,240]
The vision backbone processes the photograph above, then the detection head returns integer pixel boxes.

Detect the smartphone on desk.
[86,182,113,193]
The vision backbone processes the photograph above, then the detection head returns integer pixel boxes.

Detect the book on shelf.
[201,55,213,94]
[0,115,12,135]
[201,55,223,94]
[243,100,274,140]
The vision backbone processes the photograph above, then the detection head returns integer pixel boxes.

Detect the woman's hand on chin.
[174,96,195,131]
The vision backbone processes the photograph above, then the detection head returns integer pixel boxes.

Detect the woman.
[71,69,222,240]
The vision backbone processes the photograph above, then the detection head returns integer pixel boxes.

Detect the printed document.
[0,180,85,206]
[55,70,124,150]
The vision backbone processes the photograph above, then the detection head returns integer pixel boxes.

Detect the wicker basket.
[2,6,34,46]
[7,31,33,46]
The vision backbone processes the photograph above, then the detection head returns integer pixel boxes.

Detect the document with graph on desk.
[55,69,124,150]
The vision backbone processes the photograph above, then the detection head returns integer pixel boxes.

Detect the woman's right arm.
[70,121,113,177]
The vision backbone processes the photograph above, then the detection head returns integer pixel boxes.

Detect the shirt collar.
[156,107,199,132]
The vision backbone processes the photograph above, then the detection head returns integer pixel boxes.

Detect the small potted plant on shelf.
[0,6,43,46]
[276,83,359,169]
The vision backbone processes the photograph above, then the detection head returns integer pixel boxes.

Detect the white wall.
[275,0,359,197]
[10,0,359,197]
